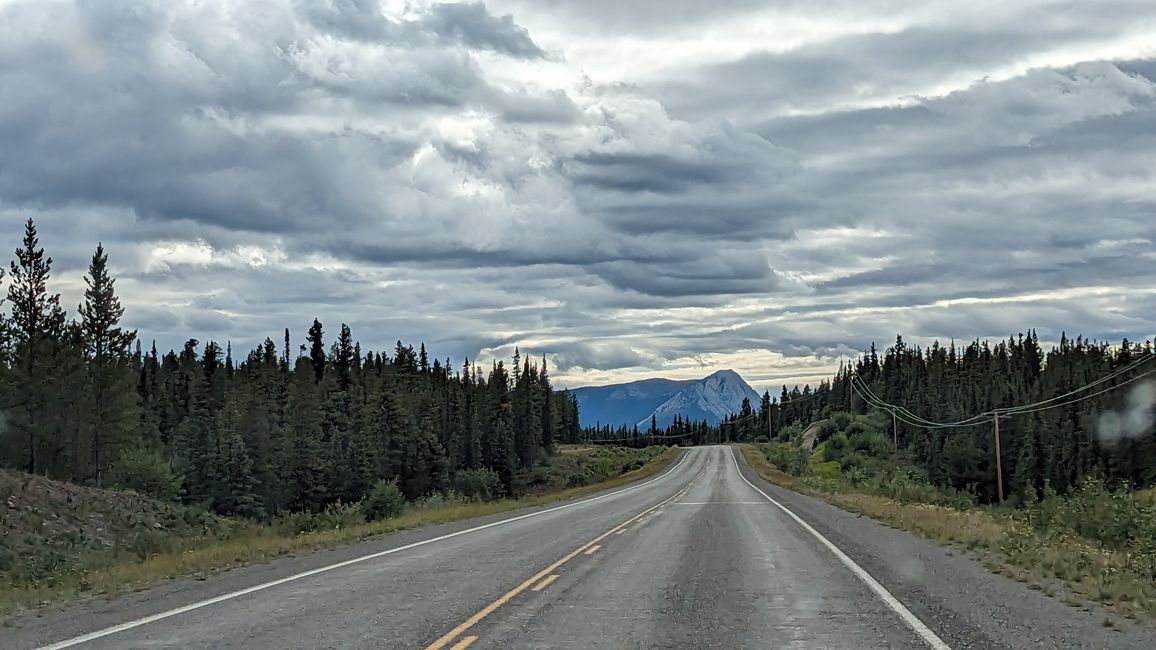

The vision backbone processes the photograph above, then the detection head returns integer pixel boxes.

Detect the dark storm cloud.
[0,0,1153,387]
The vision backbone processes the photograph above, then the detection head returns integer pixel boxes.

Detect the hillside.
[0,469,249,595]
[571,369,763,429]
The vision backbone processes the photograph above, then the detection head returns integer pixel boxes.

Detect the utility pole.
[892,411,898,453]
[993,414,1005,504]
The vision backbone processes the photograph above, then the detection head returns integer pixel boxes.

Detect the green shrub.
[830,412,853,431]
[1020,478,1156,551]
[812,461,842,480]
[845,466,872,487]
[361,480,405,522]
[107,445,181,501]
[849,431,890,456]
[823,432,850,462]
[817,419,839,442]
[760,442,811,475]
[129,529,175,562]
[414,490,467,508]
[621,459,645,473]
[276,501,363,535]
[452,468,504,501]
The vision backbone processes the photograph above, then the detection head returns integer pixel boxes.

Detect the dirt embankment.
[0,470,246,593]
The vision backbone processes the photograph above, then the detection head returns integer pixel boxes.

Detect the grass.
[738,444,1156,620]
[0,446,681,617]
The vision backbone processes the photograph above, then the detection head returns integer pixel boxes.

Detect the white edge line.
[36,449,694,650]
[729,447,952,650]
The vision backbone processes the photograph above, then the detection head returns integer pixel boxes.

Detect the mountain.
[569,369,763,430]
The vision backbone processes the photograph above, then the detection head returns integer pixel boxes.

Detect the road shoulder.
[732,446,1155,650]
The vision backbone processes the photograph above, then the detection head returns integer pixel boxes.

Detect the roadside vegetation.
[740,412,1156,620]
[0,445,676,617]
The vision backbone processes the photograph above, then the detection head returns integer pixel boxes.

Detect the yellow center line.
[531,574,559,592]
[448,636,478,650]
[423,475,697,650]
[584,544,602,556]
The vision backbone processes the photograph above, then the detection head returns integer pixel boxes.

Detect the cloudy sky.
[0,0,1154,393]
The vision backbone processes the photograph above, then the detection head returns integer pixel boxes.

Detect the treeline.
[582,414,718,447]
[0,219,581,518]
[726,333,1156,502]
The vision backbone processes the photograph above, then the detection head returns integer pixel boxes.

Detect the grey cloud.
[590,255,779,298]
[496,0,777,34]
[493,88,580,124]
[1,0,1154,389]
[568,152,737,194]
[551,341,656,371]
[657,17,1144,121]
[425,2,545,58]
[302,0,545,58]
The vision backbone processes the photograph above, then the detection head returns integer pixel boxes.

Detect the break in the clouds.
[0,0,1154,393]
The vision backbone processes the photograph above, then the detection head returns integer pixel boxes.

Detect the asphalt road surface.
[8,446,1154,649]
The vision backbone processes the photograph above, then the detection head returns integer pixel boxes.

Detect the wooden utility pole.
[993,415,1005,503]
[892,411,898,453]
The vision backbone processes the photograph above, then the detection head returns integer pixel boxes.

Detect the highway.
[10,446,1153,649]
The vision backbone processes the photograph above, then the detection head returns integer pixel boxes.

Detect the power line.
[995,366,1156,417]
[992,353,1154,414]
[848,353,1155,428]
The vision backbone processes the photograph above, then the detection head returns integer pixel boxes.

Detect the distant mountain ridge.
[570,370,762,430]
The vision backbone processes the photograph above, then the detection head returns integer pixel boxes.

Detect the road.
[9,446,1154,649]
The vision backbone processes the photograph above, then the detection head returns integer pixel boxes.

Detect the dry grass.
[0,447,682,617]
[737,444,1156,620]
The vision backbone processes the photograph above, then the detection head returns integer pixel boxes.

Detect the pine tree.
[78,243,140,485]
[214,395,264,518]
[307,319,325,383]
[5,218,66,475]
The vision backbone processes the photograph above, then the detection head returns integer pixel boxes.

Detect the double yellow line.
[424,473,700,650]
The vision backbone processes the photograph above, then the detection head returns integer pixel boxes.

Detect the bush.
[129,529,175,561]
[830,412,853,431]
[760,442,811,476]
[414,490,467,509]
[361,480,406,522]
[107,445,181,501]
[1022,478,1156,550]
[851,431,890,455]
[812,461,841,480]
[823,432,850,462]
[277,501,363,535]
[845,466,872,487]
[817,419,840,443]
[621,459,645,473]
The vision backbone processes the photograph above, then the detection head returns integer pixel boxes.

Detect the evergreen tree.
[307,319,325,383]
[78,243,139,484]
[5,218,66,475]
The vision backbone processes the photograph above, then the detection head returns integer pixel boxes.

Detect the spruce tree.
[6,218,65,475]
[78,243,139,485]
[307,319,325,383]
